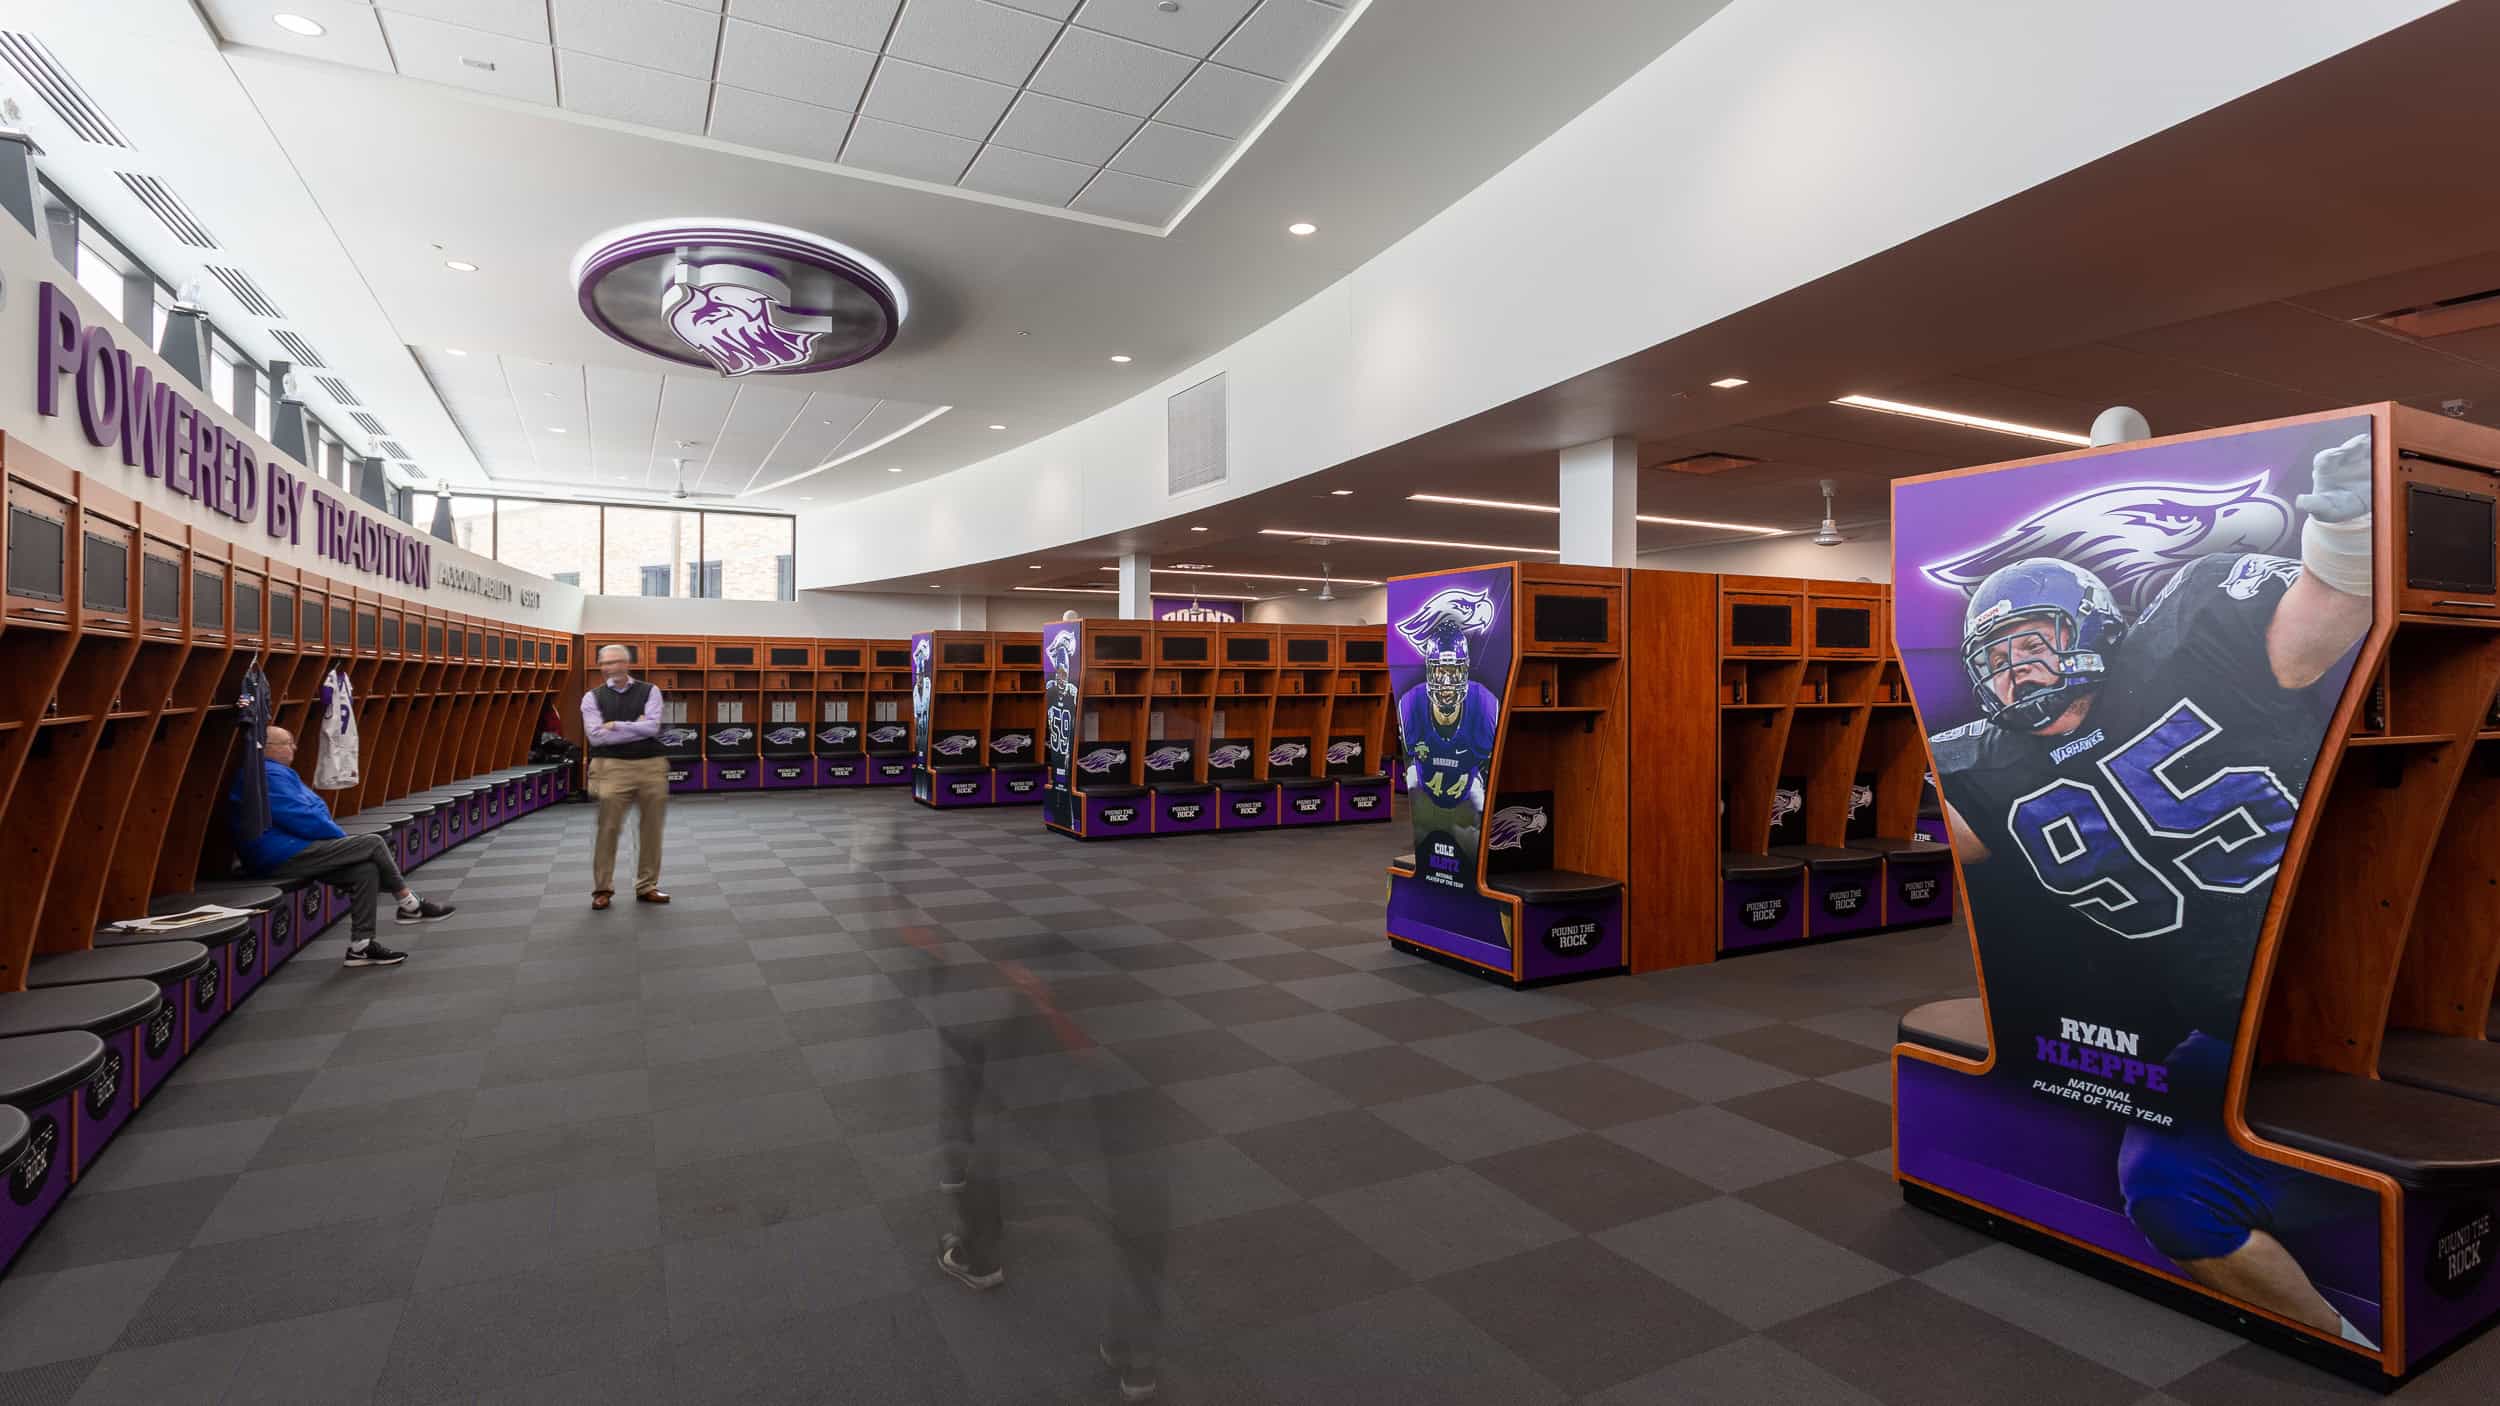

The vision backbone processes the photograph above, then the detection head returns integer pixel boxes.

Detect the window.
[775,554,795,601]
[209,343,239,418]
[74,238,125,320]
[694,560,723,598]
[494,498,598,587]
[553,571,580,587]
[602,505,697,597]
[700,511,797,601]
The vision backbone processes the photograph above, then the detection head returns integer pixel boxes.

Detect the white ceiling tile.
[1027,25,1193,117]
[887,0,1061,86]
[559,50,712,134]
[769,393,884,472]
[860,59,1018,142]
[202,0,396,71]
[987,0,1079,18]
[840,116,981,184]
[585,365,664,476]
[725,0,901,50]
[1106,120,1227,186]
[380,12,558,104]
[708,85,855,161]
[1153,61,1278,138]
[960,144,1094,205]
[654,375,744,482]
[700,382,813,491]
[1072,0,1256,59]
[989,90,1142,165]
[378,0,552,43]
[1068,167,1188,225]
[716,19,878,109]
[551,0,721,80]
[1211,0,1342,80]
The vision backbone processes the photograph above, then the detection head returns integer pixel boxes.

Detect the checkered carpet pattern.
[0,790,2487,1404]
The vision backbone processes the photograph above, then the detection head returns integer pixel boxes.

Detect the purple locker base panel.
[1886,857,1956,928]
[819,758,867,787]
[1218,788,1276,829]
[75,1030,139,1172]
[227,914,268,1003]
[1915,815,1949,844]
[136,985,184,1096]
[760,760,815,790]
[187,951,231,1040]
[1080,792,1152,839]
[1152,789,1218,833]
[293,885,324,955]
[1335,778,1391,822]
[667,761,704,794]
[261,894,297,971]
[0,1091,74,1270]
[1516,894,1624,982]
[1806,865,1882,939]
[994,768,1046,804]
[1387,875,1512,978]
[930,771,993,806]
[866,757,912,786]
[2405,1186,2500,1368]
[1722,872,1805,952]
[1895,1056,2386,1353]
[1279,787,1335,827]
[702,760,760,791]
[463,795,487,831]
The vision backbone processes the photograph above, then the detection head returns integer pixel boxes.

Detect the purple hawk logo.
[1396,587,1497,654]
[990,733,1032,755]
[1326,740,1362,765]
[664,281,820,377]
[1771,788,1803,829]
[868,725,907,744]
[659,727,697,748]
[1076,747,1125,775]
[1269,741,1309,767]
[1045,629,1079,674]
[820,725,858,743]
[1488,804,1548,852]
[1848,783,1874,818]
[765,726,807,746]
[1144,746,1190,772]
[1922,476,2290,617]
[933,734,977,756]
[1207,744,1251,769]
[710,727,753,746]
[912,636,932,670]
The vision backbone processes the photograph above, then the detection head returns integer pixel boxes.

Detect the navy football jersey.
[1400,682,1499,810]
[1936,553,2342,1039]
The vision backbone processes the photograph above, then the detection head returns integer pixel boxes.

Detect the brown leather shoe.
[590,891,612,910]
[636,890,670,904]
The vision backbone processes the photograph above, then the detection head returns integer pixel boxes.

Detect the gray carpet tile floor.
[5,789,2493,1403]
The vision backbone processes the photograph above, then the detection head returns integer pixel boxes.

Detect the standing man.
[230,726,453,967]
[582,644,671,909]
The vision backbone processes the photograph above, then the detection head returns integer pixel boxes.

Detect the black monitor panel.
[235,581,262,634]
[1813,605,1873,651]
[269,591,295,639]
[504,635,517,659]
[716,645,755,666]
[143,554,181,623]
[941,642,985,665]
[7,503,65,602]
[1224,635,1270,663]
[2407,482,2498,594]
[382,614,401,651]
[1285,637,1329,664]
[655,644,699,666]
[193,570,225,630]
[769,645,808,667]
[356,612,377,649]
[523,638,537,663]
[1094,632,1144,662]
[449,628,465,658]
[1729,602,1792,648]
[1532,593,1608,644]
[875,647,910,668]
[822,646,862,667]
[82,533,129,614]
[428,624,444,655]
[1160,634,1208,662]
[1343,638,1384,664]
[331,604,351,644]
[468,630,483,657]
[1000,643,1041,665]
[485,633,499,660]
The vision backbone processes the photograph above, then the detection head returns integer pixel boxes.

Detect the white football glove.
[1404,762,1419,792]
[2296,433,2371,524]
[1467,773,1485,812]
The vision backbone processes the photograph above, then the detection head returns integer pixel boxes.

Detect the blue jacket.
[231,759,344,871]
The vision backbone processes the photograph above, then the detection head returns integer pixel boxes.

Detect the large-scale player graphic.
[1933,431,2375,1346]
[1396,589,1501,891]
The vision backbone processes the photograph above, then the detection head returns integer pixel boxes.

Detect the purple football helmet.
[1960,557,2125,732]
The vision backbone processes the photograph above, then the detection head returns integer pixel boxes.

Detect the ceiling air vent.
[1656,451,1761,476]
[203,265,283,318]
[115,172,215,248]
[0,32,128,147]
[350,411,388,436]
[1167,372,1226,496]
[270,329,325,368]
[315,375,360,405]
[379,441,411,460]
[2369,287,2500,340]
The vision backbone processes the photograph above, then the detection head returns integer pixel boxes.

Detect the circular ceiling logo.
[570,219,908,378]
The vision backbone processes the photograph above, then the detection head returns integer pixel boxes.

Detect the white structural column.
[1557,437,1639,567]
[953,595,990,629]
[1118,552,1153,619]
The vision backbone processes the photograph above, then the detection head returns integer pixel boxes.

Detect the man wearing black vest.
[581,644,670,909]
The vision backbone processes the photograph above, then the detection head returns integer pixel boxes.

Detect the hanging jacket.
[230,662,274,838]
[314,668,361,790]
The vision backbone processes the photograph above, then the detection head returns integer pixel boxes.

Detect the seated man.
[230,726,453,967]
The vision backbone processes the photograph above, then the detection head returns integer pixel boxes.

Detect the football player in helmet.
[1398,633,1501,885]
[1932,432,2375,1346]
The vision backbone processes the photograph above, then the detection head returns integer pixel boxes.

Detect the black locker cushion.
[150,886,283,917]
[1898,998,1989,1060]
[2247,1065,2500,1190]
[2376,1031,2500,1108]
[0,981,163,1039]
[1274,776,1333,790]
[1721,851,1805,879]
[0,1032,105,1106]
[1847,836,1950,859]
[1150,781,1214,796]
[1484,870,1623,904]
[993,763,1046,777]
[1768,844,1882,874]
[1081,784,1149,799]
[929,762,990,773]
[96,912,250,952]
[29,941,211,989]
[1215,779,1275,793]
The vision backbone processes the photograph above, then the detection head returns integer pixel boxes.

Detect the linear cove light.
[1832,394,2088,446]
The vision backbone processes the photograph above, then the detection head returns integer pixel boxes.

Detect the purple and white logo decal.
[572,219,907,378]
[1488,804,1548,851]
[820,725,858,743]
[1207,744,1250,769]
[1326,740,1362,765]
[1269,741,1308,767]
[868,725,907,744]
[1849,783,1874,819]
[1920,476,2291,616]
[1076,747,1125,775]
[934,734,978,756]
[990,733,1032,755]
[659,726,698,748]
[710,727,753,746]
[1771,787,1803,829]
[1395,587,1497,653]
[766,726,808,746]
[1144,746,1190,772]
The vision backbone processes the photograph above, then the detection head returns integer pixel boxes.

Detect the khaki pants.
[588,756,669,896]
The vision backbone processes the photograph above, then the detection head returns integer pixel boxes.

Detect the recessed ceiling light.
[1832,393,2088,446]
[1710,377,1748,389]
[1029,564,1044,569]
[1108,354,1132,364]
[886,466,902,473]
[1296,587,1309,592]
[930,584,942,589]
[1013,586,1120,595]
[273,12,325,36]
[444,259,479,272]
[1101,565,1384,586]
[443,347,467,357]
[1189,525,1208,532]
[798,495,812,500]
[546,427,567,434]
[988,424,1005,430]
[1287,221,1317,236]
[1258,527,1559,556]
[1329,489,1352,496]
[1402,492,1783,535]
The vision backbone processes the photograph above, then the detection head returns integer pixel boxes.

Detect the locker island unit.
[1382,564,1948,989]
[578,634,919,793]
[1039,619,1392,839]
